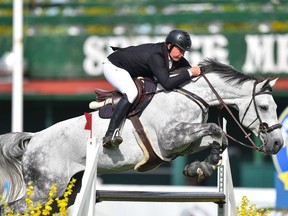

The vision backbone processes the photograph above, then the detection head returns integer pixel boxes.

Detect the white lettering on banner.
[191,35,229,65]
[83,36,157,76]
[83,36,107,76]
[277,34,288,72]
[82,35,229,76]
[243,34,288,74]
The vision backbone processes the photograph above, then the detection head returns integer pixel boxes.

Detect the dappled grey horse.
[0,59,283,213]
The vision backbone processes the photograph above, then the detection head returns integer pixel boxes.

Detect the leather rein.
[141,72,281,151]
[201,73,281,151]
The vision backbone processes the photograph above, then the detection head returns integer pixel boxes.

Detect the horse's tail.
[0,132,34,202]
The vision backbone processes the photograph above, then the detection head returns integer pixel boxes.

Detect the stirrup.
[103,129,123,148]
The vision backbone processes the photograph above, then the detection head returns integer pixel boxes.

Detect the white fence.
[72,136,99,216]
[71,118,236,216]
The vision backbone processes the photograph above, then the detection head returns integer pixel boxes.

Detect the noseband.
[202,73,281,151]
[241,82,282,137]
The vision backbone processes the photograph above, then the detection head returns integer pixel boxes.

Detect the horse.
[0,59,283,214]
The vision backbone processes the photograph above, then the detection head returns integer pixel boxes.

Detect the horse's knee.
[208,123,223,137]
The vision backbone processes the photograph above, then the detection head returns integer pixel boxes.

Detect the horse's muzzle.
[259,137,284,155]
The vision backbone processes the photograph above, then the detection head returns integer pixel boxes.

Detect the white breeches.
[102,59,138,103]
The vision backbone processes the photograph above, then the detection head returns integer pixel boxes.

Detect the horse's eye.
[259,105,268,111]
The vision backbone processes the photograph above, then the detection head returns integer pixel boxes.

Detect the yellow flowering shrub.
[237,196,270,216]
[0,178,76,216]
[1,185,271,216]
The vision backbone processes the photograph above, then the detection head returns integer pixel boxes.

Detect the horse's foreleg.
[183,140,227,181]
[205,139,227,165]
[159,122,227,155]
[184,135,228,181]
[159,122,227,182]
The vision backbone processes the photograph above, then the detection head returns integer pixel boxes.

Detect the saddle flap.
[99,104,113,119]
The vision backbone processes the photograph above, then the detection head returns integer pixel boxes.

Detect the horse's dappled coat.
[0,59,283,214]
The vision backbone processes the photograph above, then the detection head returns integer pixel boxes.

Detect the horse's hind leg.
[7,177,70,214]
[7,153,71,214]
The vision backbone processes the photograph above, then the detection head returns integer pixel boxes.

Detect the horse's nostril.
[273,139,284,154]
[277,138,284,147]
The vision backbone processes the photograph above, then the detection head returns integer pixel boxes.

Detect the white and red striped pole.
[72,112,99,216]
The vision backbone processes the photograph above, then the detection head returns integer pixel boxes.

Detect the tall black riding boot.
[103,96,132,148]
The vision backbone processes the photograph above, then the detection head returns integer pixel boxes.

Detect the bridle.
[201,73,282,151]
[240,81,282,136]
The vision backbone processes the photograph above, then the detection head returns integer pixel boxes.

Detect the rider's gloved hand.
[188,66,201,77]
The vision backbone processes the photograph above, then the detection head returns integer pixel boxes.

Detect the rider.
[102,29,201,148]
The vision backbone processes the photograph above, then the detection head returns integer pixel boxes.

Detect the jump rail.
[96,190,226,204]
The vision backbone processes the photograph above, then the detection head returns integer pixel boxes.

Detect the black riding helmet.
[165,30,192,52]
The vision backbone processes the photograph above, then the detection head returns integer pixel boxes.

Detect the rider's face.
[169,45,185,62]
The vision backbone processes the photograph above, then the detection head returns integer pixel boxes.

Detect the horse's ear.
[257,78,275,92]
[268,77,278,87]
[257,79,269,88]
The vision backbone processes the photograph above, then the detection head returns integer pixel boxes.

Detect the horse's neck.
[188,75,253,106]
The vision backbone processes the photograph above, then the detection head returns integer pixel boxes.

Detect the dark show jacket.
[107,42,191,90]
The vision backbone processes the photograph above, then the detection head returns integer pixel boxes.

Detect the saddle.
[91,77,165,172]
[95,77,156,118]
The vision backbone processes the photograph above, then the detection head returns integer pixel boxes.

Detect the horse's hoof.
[183,161,215,182]
[199,161,214,179]
[196,167,206,182]
[183,160,200,177]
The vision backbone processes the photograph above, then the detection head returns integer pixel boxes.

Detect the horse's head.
[195,59,283,154]
[237,78,283,154]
